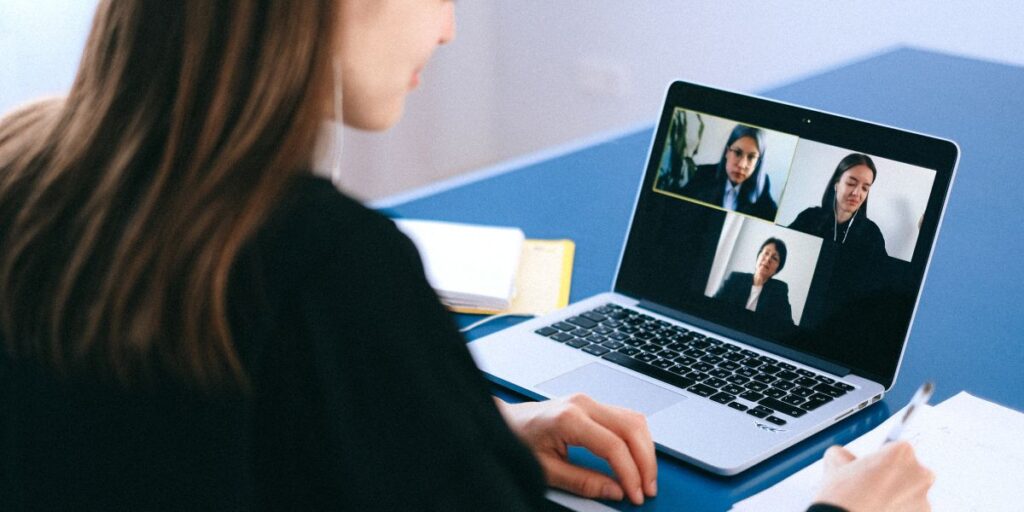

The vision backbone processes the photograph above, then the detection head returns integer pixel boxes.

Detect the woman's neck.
[752,274,767,287]
[835,208,854,224]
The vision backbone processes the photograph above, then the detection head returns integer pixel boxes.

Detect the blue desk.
[384,48,1024,511]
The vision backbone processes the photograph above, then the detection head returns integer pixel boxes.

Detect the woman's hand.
[495,394,657,505]
[814,441,934,512]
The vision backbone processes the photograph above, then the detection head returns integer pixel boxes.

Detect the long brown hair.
[0,1,337,390]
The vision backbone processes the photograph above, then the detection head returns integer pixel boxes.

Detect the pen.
[883,381,934,444]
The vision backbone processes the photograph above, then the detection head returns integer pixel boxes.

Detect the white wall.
[3,1,1024,200]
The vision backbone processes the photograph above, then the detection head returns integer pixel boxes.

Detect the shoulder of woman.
[0,97,64,155]
[256,175,416,269]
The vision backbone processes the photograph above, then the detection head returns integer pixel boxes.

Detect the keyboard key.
[683,348,706,358]
[722,384,745,395]
[569,328,591,337]
[765,388,787,399]
[584,334,607,344]
[776,370,800,381]
[666,342,689,352]
[652,359,675,370]
[740,358,764,368]
[566,316,598,329]
[618,325,639,334]
[690,339,712,350]
[757,355,780,365]
[740,349,759,358]
[753,373,778,384]
[582,345,610,356]
[726,375,750,385]
[618,347,641,357]
[638,343,661,354]
[535,327,558,336]
[746,408,770,418]
[705,346,728,356]
[791,386,814,397]
[723,352,746,362]
[796,368,816,378]
[581,311,606,322]
[650,336,672,347]
[709,368,731,379]
[710,392,735,404]
[775,380,796,390]
[566,339,589,349]
[736,368,759,378]
[727,402,749,412]
[601,351,695,391]
[658,349,680,360]
[700,355,724,365]
[552,322,575,331]
[801,394,834,411]
[719,361,742,371]
[692,362,714,373]
[684,371,708,382]
[835,382,856,392]
[745,381,769,391]
[593,326,614,335]
[794,377,818,388]
[759,364,781,375]
[624,338,645,347]
[781,394,807,406]
[601,319,622,328]
[600,340,625,350]
[674,356,698,366]
[550,333,574,342]
[764,416,787,426]
[636,353,658,363]
[688,383,717,397]
[740,390,765,402]
[815,375,836,384]
[703,377,728,388]
[668,365,689,375]
[705,337,724,346]
[777,362,796,371]
[813,382,847,398]
[758,397,807,417]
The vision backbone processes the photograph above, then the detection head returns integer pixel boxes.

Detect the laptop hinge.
[637,300,851,377]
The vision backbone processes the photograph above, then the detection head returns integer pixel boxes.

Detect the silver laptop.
[468,81,959,475]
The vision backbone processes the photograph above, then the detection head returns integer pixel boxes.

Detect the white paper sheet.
[732,392,1024,511]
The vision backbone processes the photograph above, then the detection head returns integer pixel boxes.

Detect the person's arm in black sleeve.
[292,184,547,511]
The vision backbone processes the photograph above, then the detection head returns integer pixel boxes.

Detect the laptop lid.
[614,81,958,390]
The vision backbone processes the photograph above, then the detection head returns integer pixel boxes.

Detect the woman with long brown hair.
[1,2,933,511]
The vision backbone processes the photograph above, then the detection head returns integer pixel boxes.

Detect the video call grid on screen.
[616,89,955,384]
[651,107,937,327]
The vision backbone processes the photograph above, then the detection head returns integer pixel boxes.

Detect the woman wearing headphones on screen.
[789,153,888,258]
[0,2,930,510]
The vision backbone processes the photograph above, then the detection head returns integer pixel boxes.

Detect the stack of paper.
[731,391,1024,511]
[394,219,574,315]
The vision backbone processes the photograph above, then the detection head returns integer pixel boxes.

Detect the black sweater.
[1,176,546,510]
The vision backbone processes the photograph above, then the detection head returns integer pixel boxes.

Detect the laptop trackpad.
[536,363,686,416]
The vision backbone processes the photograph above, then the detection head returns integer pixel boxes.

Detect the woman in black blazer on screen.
[715,238,794,325]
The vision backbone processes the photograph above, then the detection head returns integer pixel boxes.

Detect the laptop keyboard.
[534,304,856,426]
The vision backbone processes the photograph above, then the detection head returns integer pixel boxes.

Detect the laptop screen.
[615,81,957,388]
